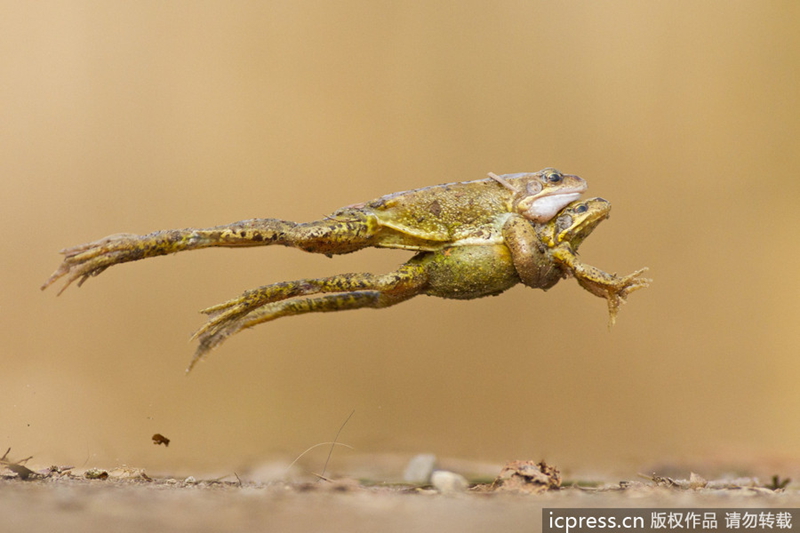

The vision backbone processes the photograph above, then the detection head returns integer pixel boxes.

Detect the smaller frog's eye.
[574,204,588,214]
[544,170,563,184]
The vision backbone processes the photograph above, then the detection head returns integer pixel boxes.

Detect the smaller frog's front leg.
[549,247,650,326]
[501,214,563,290]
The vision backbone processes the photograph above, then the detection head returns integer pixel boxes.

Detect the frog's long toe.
[188,292,383,372]
[605,267,651,327]
[193,300,254,341]
[619,267,652,296]
[41,236,137,294]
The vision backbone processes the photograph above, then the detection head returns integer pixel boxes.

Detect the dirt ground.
[4,459,800,533]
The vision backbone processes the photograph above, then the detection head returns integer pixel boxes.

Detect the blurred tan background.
[2,1,798,477]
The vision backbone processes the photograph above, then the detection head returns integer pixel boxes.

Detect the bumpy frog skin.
[42,171,649,371]
[536,198,651,323]
[42,168,585,294]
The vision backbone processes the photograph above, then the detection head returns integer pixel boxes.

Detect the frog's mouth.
[527,191,584,223]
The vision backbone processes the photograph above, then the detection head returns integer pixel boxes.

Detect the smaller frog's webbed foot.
[187,264,428,372]
[598,267,651,328]
[548,246,650,326]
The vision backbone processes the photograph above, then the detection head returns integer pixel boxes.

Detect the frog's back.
[359,179,512,251]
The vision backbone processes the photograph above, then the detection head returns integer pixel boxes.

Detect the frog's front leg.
[42,209,382,294]
[501,214,563,290]
[550,247,650,326]
[189,263,428,371]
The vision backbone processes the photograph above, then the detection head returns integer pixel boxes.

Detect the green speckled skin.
[412,245,519,300]
[43,171,649,370]
[42,168,585,292]
[536,198,650,326]
[361,176,521,249]
[190,199,645,369]
[359,171,585,250]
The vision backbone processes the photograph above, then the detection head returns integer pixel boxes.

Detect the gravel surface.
[4,465,800,533]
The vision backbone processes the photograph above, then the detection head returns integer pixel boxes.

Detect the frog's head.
[489,168,588,223]
[546,197,611,249]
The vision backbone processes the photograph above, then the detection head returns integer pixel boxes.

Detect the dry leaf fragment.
[493,460,561,494]
[152,433,171,447]
[688,472,708,489]
[85,468,109,480]
[0,448,36,480]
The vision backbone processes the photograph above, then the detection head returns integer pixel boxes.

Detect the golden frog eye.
[544,170,563,183]
[573,204,588,214]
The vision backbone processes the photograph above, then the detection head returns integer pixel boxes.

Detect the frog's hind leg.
[42,208,382,294]
[187,262,428,371]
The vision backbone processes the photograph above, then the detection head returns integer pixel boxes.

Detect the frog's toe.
[193,301,250,340]
[41,234,151,295]
[42,251,120,295]
[620,267,652,296]
[605,267,651,327]
[187,322,241,372]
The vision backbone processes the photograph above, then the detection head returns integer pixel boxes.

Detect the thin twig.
[321,409,355,480]
[285,442,355,475]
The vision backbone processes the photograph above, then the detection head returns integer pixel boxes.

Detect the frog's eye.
[544,170,563,183]
[574,204,588,214]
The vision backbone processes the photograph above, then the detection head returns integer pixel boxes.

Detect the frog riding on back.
[42,168,650,370]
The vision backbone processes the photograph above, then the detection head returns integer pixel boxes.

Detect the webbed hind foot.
[42,211,382,294]
[187,264,428,371]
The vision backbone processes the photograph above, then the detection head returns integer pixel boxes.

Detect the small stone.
[85,468,109,480]
[431,470,468,494]
[403,454,437,484]
[184,476,197,484]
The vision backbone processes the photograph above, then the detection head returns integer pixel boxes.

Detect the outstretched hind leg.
[188,262,428,371]
[42,208,382,294]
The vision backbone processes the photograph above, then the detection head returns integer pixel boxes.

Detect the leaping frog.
[42,169,649,370]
